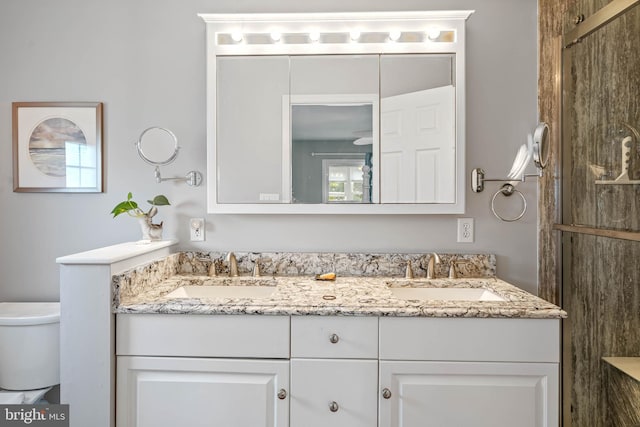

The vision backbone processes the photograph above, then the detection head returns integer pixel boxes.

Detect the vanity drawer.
[290,358,378,427]
[291,316,378,359]
[116,314,290,358]
[379,317,560,363]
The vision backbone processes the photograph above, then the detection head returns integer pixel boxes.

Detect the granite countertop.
[115,274,566,319]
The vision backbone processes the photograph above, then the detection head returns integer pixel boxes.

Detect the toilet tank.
[0,302,60,390]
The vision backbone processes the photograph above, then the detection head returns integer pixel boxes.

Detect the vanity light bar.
[216,30,455,45]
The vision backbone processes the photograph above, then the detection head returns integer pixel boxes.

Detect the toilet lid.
[0,302,60,326]
[0,392,25,404]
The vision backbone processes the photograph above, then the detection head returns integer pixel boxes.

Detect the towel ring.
[491,184,527,222]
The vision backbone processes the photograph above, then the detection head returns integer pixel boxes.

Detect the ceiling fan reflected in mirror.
[352,129,373,145]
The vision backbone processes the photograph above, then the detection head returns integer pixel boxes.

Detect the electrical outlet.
[190,218,205,241]
[457,218,474,243]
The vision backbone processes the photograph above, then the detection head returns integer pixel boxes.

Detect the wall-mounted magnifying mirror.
[135,127,202,186]
[532,122,550,170]
[136,127,180,166]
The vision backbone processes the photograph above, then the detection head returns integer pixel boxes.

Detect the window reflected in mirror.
[291,103,374,204]
[324,160,367,203]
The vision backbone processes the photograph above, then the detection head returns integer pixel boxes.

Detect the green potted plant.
[111,192,170,241]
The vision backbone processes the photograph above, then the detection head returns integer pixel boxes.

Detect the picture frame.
[12,102,103,193]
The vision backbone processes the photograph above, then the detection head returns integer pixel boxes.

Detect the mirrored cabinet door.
[290,55,379,204]
[380,54,455,204]
[216,56,290,204]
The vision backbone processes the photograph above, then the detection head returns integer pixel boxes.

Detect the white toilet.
[0,302,60,404]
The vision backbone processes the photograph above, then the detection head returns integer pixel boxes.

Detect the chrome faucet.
[226,252,239,277]
[426,252,441,279]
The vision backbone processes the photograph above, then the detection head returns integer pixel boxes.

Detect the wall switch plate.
[457,218,474,243]
[190,218,205,241]
[259,193,280,201]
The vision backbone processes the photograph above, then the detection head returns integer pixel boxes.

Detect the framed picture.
[12,102,103,193]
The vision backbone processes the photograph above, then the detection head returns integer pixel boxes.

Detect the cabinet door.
[380,361,558,427]
[117,356,289,427]
[291,359,378,427]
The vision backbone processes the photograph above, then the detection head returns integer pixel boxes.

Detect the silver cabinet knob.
[277,389,287,400]
[329,401,339,412]
[329,333,339,344]
[382,388,392,399]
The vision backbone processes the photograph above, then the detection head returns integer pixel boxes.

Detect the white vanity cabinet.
[115,314,560,427]
[117,356,289,427]
[115,315,290,427]
[290,316,378,427]
[378,317,560,427]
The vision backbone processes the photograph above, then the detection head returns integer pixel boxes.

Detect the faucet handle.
[253,260,261,277]
[448,258,469,279]
[405,260,414,279]
[448,262,458,279]
[208,260,218,277]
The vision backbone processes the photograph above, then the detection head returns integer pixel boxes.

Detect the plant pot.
[138,216,163,241]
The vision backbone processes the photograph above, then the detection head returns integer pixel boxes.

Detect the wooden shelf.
[553,224,640,242]
[603,357,640,383]
[595,180,640,185]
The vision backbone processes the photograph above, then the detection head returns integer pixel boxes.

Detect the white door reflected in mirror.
[381,85,455,203]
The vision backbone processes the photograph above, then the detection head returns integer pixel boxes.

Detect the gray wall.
[0,0,539,301]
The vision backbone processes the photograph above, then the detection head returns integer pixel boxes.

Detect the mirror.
[380,54,455,203]
[216,54,455,205]
[201,11,471,213]
[289,55,379,204]
[135,126,203,186]
[291,103,374,203]
[216,56,289,203]
[532,122,550,170]
[136,127,179,166]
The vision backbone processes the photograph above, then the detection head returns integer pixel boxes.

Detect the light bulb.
[427,28,441,41]
[349,30,361,41]
[270,32,281,42]
[388,31,401,42]
[309,31,320,42]
[231,32,243,42]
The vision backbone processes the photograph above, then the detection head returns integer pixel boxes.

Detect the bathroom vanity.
[59,244,564,427]
[110,251,564,427]
[116,315,559,427]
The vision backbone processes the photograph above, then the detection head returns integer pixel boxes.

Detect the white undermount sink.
[389,287,505,301]
[166,285,276,299]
